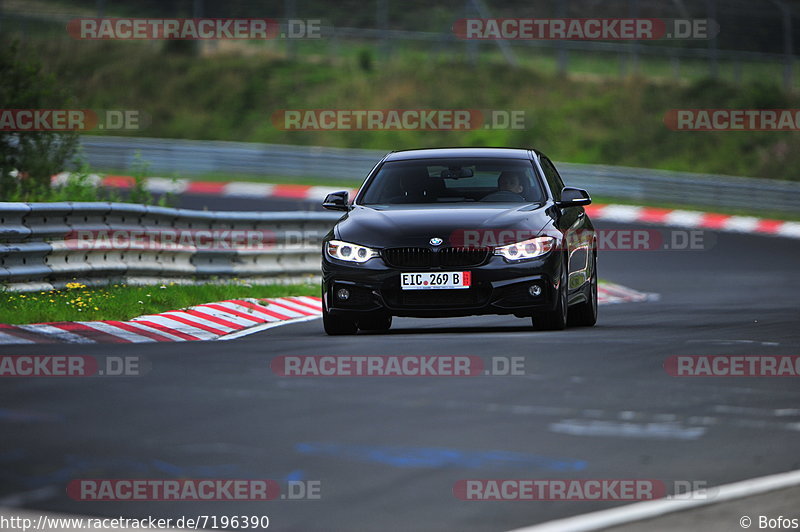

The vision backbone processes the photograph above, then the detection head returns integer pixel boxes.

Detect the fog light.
[336,288,350,301]
[528,284,542,297]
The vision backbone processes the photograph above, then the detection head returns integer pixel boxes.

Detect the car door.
[539,156,590,290]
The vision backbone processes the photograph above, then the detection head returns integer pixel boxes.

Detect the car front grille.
[438,247,491,267]
[382,247,433,268]
[382,247,490,268]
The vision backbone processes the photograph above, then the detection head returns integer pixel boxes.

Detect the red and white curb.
[0,296,322,345]
[0,284,650,344]
[598,282,656,304]
[585,203,800,239]
[53,173,800,239]
[52,173,359,202]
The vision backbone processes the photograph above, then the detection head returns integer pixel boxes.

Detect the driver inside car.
[481,171,525,202]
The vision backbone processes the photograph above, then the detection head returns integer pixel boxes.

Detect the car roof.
[383,147,534,161]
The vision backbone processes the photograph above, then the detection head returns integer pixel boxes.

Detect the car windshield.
[359,158,545,205]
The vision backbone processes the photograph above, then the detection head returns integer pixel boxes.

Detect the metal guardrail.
[80,136,382,181]
[0,202,341,291]
[79,136,800,213]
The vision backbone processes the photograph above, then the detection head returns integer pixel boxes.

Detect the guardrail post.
[284,0,297,59]
[556,0,569,76]
[706,0,719,79]
[377,0,389,58]
[628,0,639,75]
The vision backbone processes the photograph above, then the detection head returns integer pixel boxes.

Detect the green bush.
[0,41,79,198]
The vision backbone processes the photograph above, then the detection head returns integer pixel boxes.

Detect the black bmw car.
[320,147,597,335]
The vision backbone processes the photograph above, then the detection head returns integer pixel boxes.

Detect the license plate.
[400,271,471,290]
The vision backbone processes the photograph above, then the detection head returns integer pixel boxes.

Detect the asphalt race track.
[1,194,799,532]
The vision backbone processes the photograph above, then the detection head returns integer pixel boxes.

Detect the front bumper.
[322,251,563,318]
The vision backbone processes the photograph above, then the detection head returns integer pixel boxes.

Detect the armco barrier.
[0,202,342,291]
[78,136,800,214]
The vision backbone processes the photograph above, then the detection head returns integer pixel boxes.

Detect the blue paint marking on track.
[285,469,305,481]
[0,408,63,423]
[0,449,28,463]
[295,442,587,471]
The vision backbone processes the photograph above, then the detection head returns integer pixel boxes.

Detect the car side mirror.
[323,191,350,211]
[556,187,591,208]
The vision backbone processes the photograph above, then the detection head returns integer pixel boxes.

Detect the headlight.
[494,236,556,261]
[326,240,379,263]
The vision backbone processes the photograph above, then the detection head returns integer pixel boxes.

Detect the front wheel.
[568,253,598,327]
[322,297,358,336]
[532,257,568,331]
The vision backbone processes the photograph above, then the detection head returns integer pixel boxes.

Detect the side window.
[540,157,565,201]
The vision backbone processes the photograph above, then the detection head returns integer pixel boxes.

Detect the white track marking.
[222,182,275,197]
[663,209,705,228]
[549,419,706,440]
[145,177,189,194]
[290,295,324,309]
[129,315,216,340]
[266,298,322,315]
[16,324,95,344]
[258,302,308,318]
[777,221,800,238]
[723,215,760,233]
[0,331,34,344]
[232,299,292,320]
[199,301,267,322]
[595,205,644,223]
[506,468,800,532]
[158,311,238,332]
[190,305,265,327]
[78,321,156,343]
[121,320,188,342]
[307,185,349,200]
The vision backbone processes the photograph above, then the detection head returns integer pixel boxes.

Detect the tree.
[0,41,79,199]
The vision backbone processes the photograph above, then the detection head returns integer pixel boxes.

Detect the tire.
[532,256,568,331]
[568,253,598,327]
[358,314,393,332]
[322,296,358,336]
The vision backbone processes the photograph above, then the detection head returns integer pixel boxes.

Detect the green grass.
[7,37,798,183]
[0,282,318,325]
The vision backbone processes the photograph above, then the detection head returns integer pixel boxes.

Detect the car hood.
[335,204,552,248]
